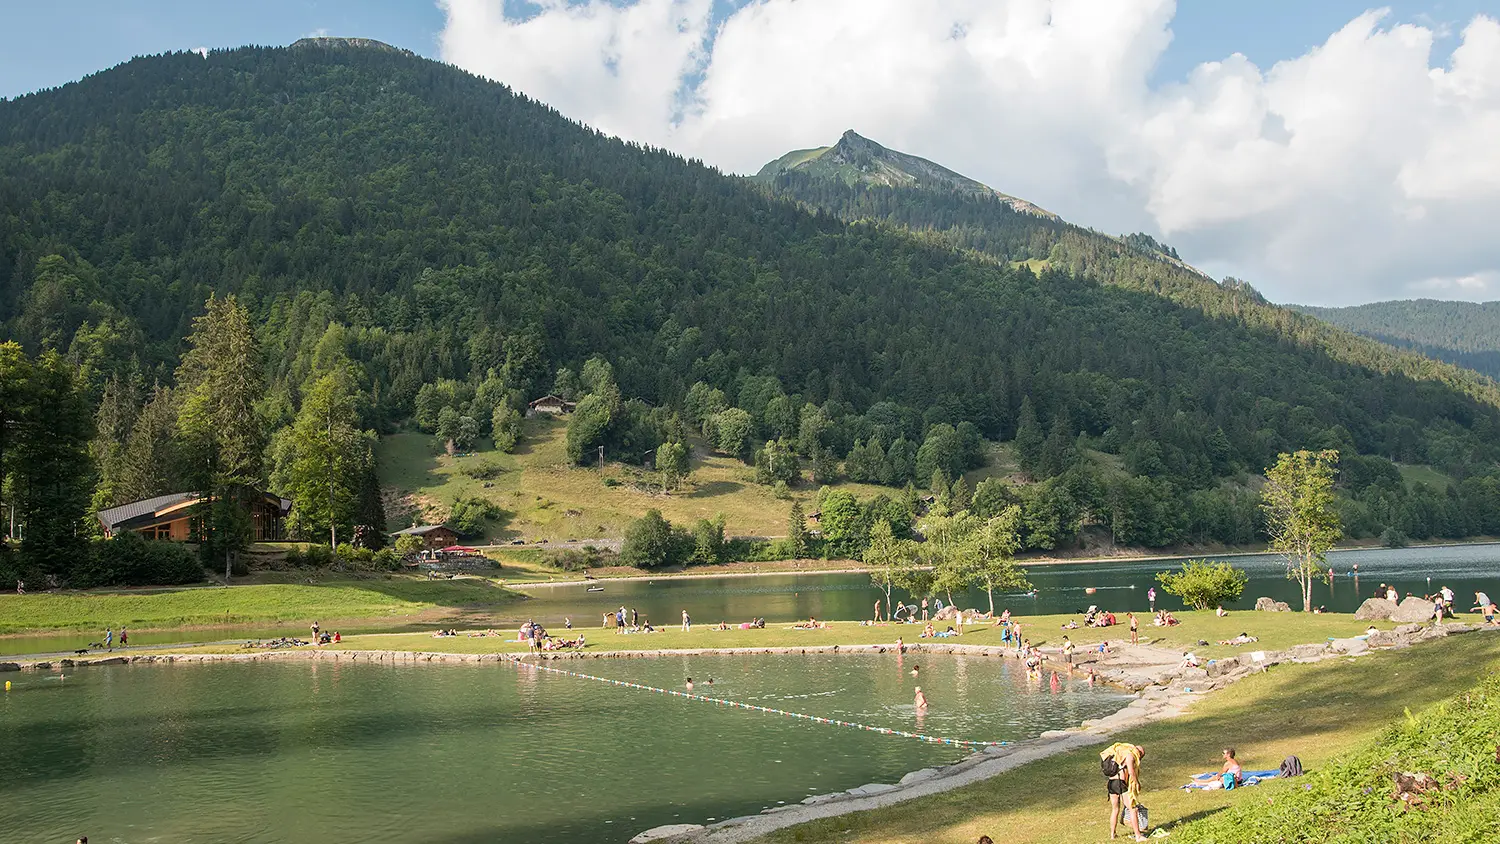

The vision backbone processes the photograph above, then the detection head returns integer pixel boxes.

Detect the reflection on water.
[0,655,1128,844]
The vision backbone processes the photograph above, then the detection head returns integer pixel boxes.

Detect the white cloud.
[438,1,1500,306]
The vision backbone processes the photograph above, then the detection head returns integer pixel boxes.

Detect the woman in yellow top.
[1101,742,1146,841]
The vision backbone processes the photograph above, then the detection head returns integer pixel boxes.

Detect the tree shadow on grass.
[686,480,744,498]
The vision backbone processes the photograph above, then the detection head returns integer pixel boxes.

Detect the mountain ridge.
[1297,299,1500,380]
[753,129,1057,218]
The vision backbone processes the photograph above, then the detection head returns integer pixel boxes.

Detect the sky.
[2,1,1498,307]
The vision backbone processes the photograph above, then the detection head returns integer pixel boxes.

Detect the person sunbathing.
[1218,632,1257,646]
[921,623,936,638]
[1221,747,1243,785]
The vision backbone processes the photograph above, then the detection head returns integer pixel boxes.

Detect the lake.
[0,654,1129,843]
[512,543,1500,628]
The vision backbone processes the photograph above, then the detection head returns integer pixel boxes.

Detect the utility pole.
[598,445,605,468]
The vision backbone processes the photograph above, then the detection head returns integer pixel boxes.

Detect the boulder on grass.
[1390,596,1438,624]
[1354,598,1398,621]
[1255,597,1291,612]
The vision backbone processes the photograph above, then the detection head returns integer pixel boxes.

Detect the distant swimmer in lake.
[686,678,694,691]
[913,687,928,710]
[910,664,920,677]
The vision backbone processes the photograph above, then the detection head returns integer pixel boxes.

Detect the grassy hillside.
[376,416,1024,542]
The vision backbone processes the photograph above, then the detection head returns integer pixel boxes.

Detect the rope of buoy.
[503,655,1008,749]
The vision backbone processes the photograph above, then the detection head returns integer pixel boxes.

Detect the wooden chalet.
[526,394,577,416]
[390,524,460,550]
[96,490,292,542]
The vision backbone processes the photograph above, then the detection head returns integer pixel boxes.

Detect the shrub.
[75,533,206,588]
[447,497,502,537]
[546,546,616,572]
[1155,558,1249,610]
[621,509,677,568]
[459,459,504,480]
[1381,526,1410,548]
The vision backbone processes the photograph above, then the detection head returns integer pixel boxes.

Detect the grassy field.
[1398,462,1455,490]
[753,630,1500,844]
[376,419,1026,543]
[0,576,522,634]
[159,610,1380,659]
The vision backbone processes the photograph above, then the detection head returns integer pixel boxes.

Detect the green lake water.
[1,654,1129,843]
[513,543,1500,628]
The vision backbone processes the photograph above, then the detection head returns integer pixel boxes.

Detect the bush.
[1155,558,1249,610]
[546,546,616,572]
[459,459,504,480]
[74,533,206,588]
[621,510,677,568]
[1381,526,1410,548]
[447,497,502,537]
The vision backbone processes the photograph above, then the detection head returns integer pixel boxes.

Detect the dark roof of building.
[391,524,457,536]
[96,492,200,530]
[528,394,576,407]
[96,489,292,531]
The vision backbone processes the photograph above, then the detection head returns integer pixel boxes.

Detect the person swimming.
[914,686,928,710]
[910,664,920,677]
[685,677,694,691]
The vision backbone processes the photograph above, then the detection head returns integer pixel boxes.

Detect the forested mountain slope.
[3,41,1500,553]
[1297,300,1500,380]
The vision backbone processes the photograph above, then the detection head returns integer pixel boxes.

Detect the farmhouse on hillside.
[526,394,576,416]
[390,524,460,549]
[96,489,292,542]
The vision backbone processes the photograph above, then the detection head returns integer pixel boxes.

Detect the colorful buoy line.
[504,655,1008,749]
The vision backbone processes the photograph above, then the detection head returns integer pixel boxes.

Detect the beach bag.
[1135,805,1149,831]
[1222,772,1236,790]
[1280,755,1304,778]
[1101,755,1120,778]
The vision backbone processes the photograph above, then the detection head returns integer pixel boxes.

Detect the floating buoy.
[4,680,10,691]
[1084,587,1097,595]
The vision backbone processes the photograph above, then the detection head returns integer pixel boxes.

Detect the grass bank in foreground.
[0,576,523,635]
[751,631,1500,844]
[1175,661,1500,842]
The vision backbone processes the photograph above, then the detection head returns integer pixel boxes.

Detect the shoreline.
[511,537,1500,589]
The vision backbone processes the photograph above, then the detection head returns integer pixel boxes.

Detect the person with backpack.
[1101,742,1147,841]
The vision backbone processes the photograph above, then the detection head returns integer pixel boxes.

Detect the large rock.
[630,824,705,843]
[1390,596,1438,624]
[1330,637,1369,655]
[1354,598,1398,620]
[1255,597,1291,612]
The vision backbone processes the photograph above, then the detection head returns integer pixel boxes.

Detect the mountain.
[1296,300,1500,381]
[4,41,1500,550]
[752,129,1056,218]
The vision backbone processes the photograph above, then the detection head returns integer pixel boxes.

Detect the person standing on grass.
[1128,612,1139,645]
[1146,587,1155,611]
[311,620,320,644]
[682,609,691,632]
[874,598,882,623]
[1102,742,1146,841]
[920,597,929,621]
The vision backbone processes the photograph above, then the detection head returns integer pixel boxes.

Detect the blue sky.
[2,1,1497,305]
[1,1,1490,100]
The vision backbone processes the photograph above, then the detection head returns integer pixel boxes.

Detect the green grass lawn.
[1398,463,1455,490]
[752,630,1500,844]
[0,577,523,634]
[251,610,1381,659]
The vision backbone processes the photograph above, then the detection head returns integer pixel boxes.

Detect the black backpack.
[1102,755,1120,778]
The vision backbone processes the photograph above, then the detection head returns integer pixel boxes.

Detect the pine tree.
[274,366,372,549]
[14,351,93,578]
[1014,397,1044,478]
[786,501,808,558]
[176,294,267,579]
